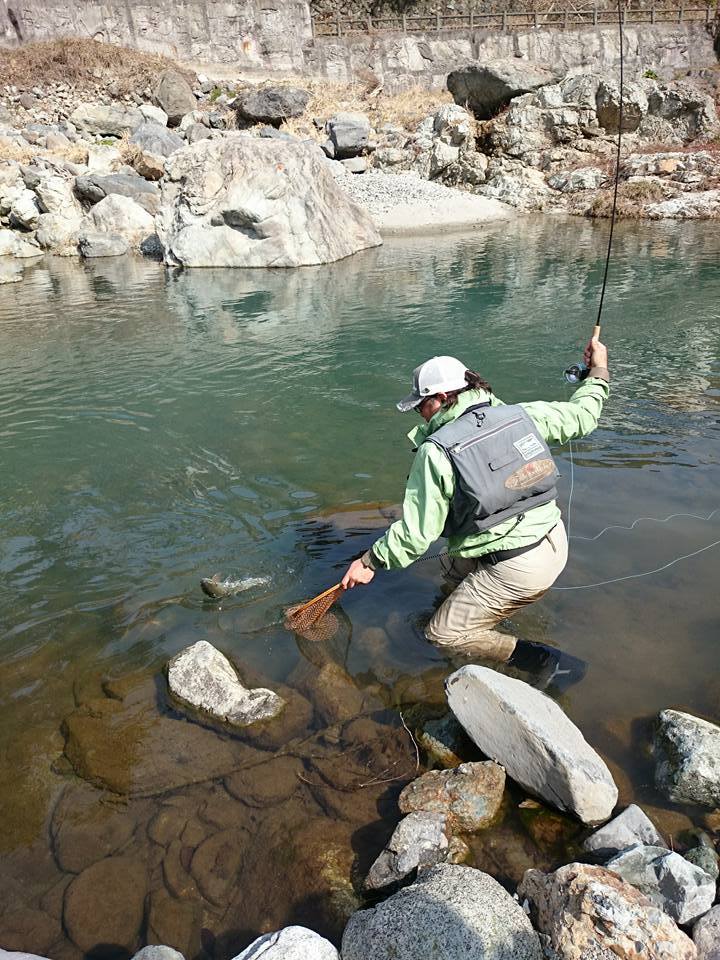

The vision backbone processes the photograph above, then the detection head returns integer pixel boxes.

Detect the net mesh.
[284,584,343,641]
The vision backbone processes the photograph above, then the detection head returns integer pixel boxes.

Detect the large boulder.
[233,925,339,959]
[596,79,648,133]
[153,70,197,127]
[694,905,720,959]
[583,804,667,860]
[398,761,505,832]
[0,227,42,258]
[448,59,560,120]
[156,136,381,268]
[167,640,285,728]
[129,120,184,158]
[235,86,311,127]
[446,666,617,824]
[519,862,697,960]
[605,844,716,926]
[74,172,160,215]
[342,863,542,959]
[81,195,156,251]
[653,709,720,807]
[69,102,143,137]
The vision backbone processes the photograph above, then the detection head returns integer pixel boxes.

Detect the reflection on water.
[0,218,719,957]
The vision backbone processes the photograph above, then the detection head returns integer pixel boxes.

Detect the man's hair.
[443,369,492,408]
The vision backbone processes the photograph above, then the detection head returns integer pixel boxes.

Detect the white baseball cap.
[396,356,469,412]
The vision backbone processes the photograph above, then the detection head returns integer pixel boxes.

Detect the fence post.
[502,10,507,30]
[563,8,568,27]
[402,12,407,31]
[470,9,474,29]
[367,15,372,31]
[678,4,683,21]
[336,11,341,36]
[593,4,598,25]
[534,5,539,26]
[436,11,441,31]
[650,0,655,23]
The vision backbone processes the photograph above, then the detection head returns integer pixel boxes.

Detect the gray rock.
[596,80,648,132]
[653,709,720,807]
[684,845,719,881]
[139,103,168,126]
[258,125,298,142]
[365,811,451,890]
[132,152,166,182]
[584,804,667,860]
[156,136,381,268]
[45,131,71,152]
[78,232,130,258]
[448,58,560,120]
[235,86,311,127]
[340,157,368,174]
[0,260,24,284]
[131,948,184,960]
[75,172,160,214]
[233,925,339,959]
[606,844,716,926]
[69,102,143,138]
[81,195,155,251]
[130,120,184,158]
[520,862,697,960]
[694,905,720,960]
[416,713,469,768]
[398,761,505,832]
[167,639,285,727]
[185,122,212,144]
[0,227,42,258]
[646,190,720,221]
[9,188,40,229]
[35,212,82,255]
[153,70,197,127]
[342,863,542,959]
[548,167,606,192]
[446,665,617,824]
[326,112,370,159]
[433,104,473,146]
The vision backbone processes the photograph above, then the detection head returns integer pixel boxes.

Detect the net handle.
[291,582,342,616]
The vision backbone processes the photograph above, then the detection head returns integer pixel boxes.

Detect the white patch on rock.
[446,665,618,824]
[365,811,451,890]
[167,640,285,728]
[232,925,339,959]
[81,195,155,251]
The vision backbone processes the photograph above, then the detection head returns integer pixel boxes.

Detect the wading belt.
[478,523,557,566]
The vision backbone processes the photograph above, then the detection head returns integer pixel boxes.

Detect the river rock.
[87,144,124,173]
[398,761,505,832]
[0,227,42,258]
[448,59,560,120]
[190,827,249,906]
[325,112,371,159]
[185,122,212,144]
[130,120,184,158]
[63,854,147,954]
[447,665,617,824]
[235,86,311,126]
[133,151,166,181]
[34,173,81,217]
[605,844,716,926]
[233,926,339,959]
[156,136,381,268]
[139,103,169,126]
[653,709,720,807]
[78,232,130,258]
[35,212,82,255]
[365,811,451,890]
[153,70,197,127]
[519,862,697,960]
[548,167,606,192]
[685,843,719,881]
[290,659,365,725]
[646,190,720,220]
[583,804,667,860]
[416,712,470,768]
[694,905,720,959]
[224,754,303,807]
[0,259,23,283]
[167,640,285,728]
[81,194,156,252]
[132,948,184,960]
[343,863,542,959]
[9,188,40,229]
[147,889,202,957]
[50,784,136,872]
[69,102,143,137]
[74,172,160,215]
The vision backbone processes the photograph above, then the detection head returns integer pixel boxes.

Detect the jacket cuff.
[361,548,384,571]
[588,366,610,382]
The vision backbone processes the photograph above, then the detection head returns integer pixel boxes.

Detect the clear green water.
[1,218,719,956]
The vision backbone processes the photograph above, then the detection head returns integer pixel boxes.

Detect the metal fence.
[311,4,717,36]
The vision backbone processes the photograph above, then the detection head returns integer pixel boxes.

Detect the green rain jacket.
[367,377,609,569]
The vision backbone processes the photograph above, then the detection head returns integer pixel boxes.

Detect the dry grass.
[580,178,671,218]
[0,38,192,95]
[0,138,88,164]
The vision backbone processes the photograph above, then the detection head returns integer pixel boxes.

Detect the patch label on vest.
[513,433,545,461]
[506,458,555,490]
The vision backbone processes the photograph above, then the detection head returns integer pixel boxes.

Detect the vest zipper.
[451,416,524,454]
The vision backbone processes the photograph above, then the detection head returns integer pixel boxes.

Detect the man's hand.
[584,334,609,371]
[341,558,375,590]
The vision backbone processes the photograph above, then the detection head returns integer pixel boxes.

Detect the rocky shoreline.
[1,41,719,284]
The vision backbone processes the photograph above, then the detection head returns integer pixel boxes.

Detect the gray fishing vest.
[426,403,559,537]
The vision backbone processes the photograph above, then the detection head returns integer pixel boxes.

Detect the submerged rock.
[398,761,505,832]
[233,926,339,959]
[653,709,720,807]
[519,862,697,960]
[63,855,147,954]
[146,889,203,959]
[156,137,381,268]
[447,666,617,824]
[343,863,542,959]
[224,754,303,806]
[50,784,136,873]
[605,843,716,926]
[583,803,667,860]
[167,640,285,728]
[365,811,451,890]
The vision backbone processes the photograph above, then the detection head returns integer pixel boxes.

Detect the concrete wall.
[1,1,717,87]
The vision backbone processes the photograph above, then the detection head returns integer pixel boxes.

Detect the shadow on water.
[0,220,719,955]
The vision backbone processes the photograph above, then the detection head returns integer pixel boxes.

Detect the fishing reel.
[563,362,590,385]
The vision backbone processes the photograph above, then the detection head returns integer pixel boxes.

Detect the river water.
[1,218,719,957]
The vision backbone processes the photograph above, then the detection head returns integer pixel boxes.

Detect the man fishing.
[340,334,609,692]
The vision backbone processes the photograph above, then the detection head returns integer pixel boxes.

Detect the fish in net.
[284,582,343,642]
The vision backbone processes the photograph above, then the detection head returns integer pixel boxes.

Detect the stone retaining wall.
[1,0,717,86]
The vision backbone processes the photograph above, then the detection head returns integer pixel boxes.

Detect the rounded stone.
[63,855,147,953]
